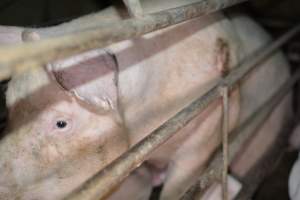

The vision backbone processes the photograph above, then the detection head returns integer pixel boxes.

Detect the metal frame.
[0,0,246,80]
[183,66,300,200]
[62,23,300,200]
[221,84,229,200]
[0,0,299,200]
[123,0,144,17]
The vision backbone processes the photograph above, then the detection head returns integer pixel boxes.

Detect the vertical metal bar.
[63,24,300,200]
[184,71,300,200]
[123,0,143,17]
[220,84,229,200]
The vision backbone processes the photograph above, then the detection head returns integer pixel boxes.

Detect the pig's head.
[0,49,129,199]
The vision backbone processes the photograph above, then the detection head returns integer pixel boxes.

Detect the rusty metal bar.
[63,24,300,200]
[191,69,300,200]
[220,84,229,200]
[123,0,143,17]
[234,121,296,200]
[0,0,247,80]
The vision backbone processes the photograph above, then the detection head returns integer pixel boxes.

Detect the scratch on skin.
[215,37,230,77]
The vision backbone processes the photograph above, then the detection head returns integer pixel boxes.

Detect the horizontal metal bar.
[63,23,300,200]
[0,0,246,80]
[187,69,300,200]
[235,121,296,200]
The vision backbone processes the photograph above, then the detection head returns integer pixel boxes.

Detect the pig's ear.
[47,49,119,112]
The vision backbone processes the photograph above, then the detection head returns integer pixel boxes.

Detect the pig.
[0,3,292,200]
[201,175,242,200]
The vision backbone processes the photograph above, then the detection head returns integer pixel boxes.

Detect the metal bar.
[123,0,143,17]
[0,0,247,80]
[234,121,295,200]
[63,24,300,200]
[220,84,229,200]
[192,69,300,200]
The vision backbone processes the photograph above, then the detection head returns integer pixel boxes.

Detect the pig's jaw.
[0,110,128,199]
[0,158,99,200]
[0,133,119,200]
[0,133,31,198]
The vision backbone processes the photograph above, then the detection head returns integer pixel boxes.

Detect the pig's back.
[229,14,292,175]
[229,14,291,124]
[109,13,243,144]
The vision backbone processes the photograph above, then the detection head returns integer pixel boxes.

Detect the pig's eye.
[56,120,68,129]
[52,117,73,132]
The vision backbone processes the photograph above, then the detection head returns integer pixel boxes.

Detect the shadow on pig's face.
[0,66,128,199]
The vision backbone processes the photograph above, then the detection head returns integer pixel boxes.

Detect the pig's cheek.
[29,123,77,168]
[71,126,108,156]
[75,118,127,163]
[28,135,66,170]
[10,136,62,185]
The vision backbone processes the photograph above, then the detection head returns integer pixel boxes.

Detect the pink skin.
[108,165,153,200]
[229,15,292,178]
[0,8,292,200]
[0,66,130,200]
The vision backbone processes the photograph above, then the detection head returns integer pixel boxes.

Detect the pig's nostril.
[56,120,67,129]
